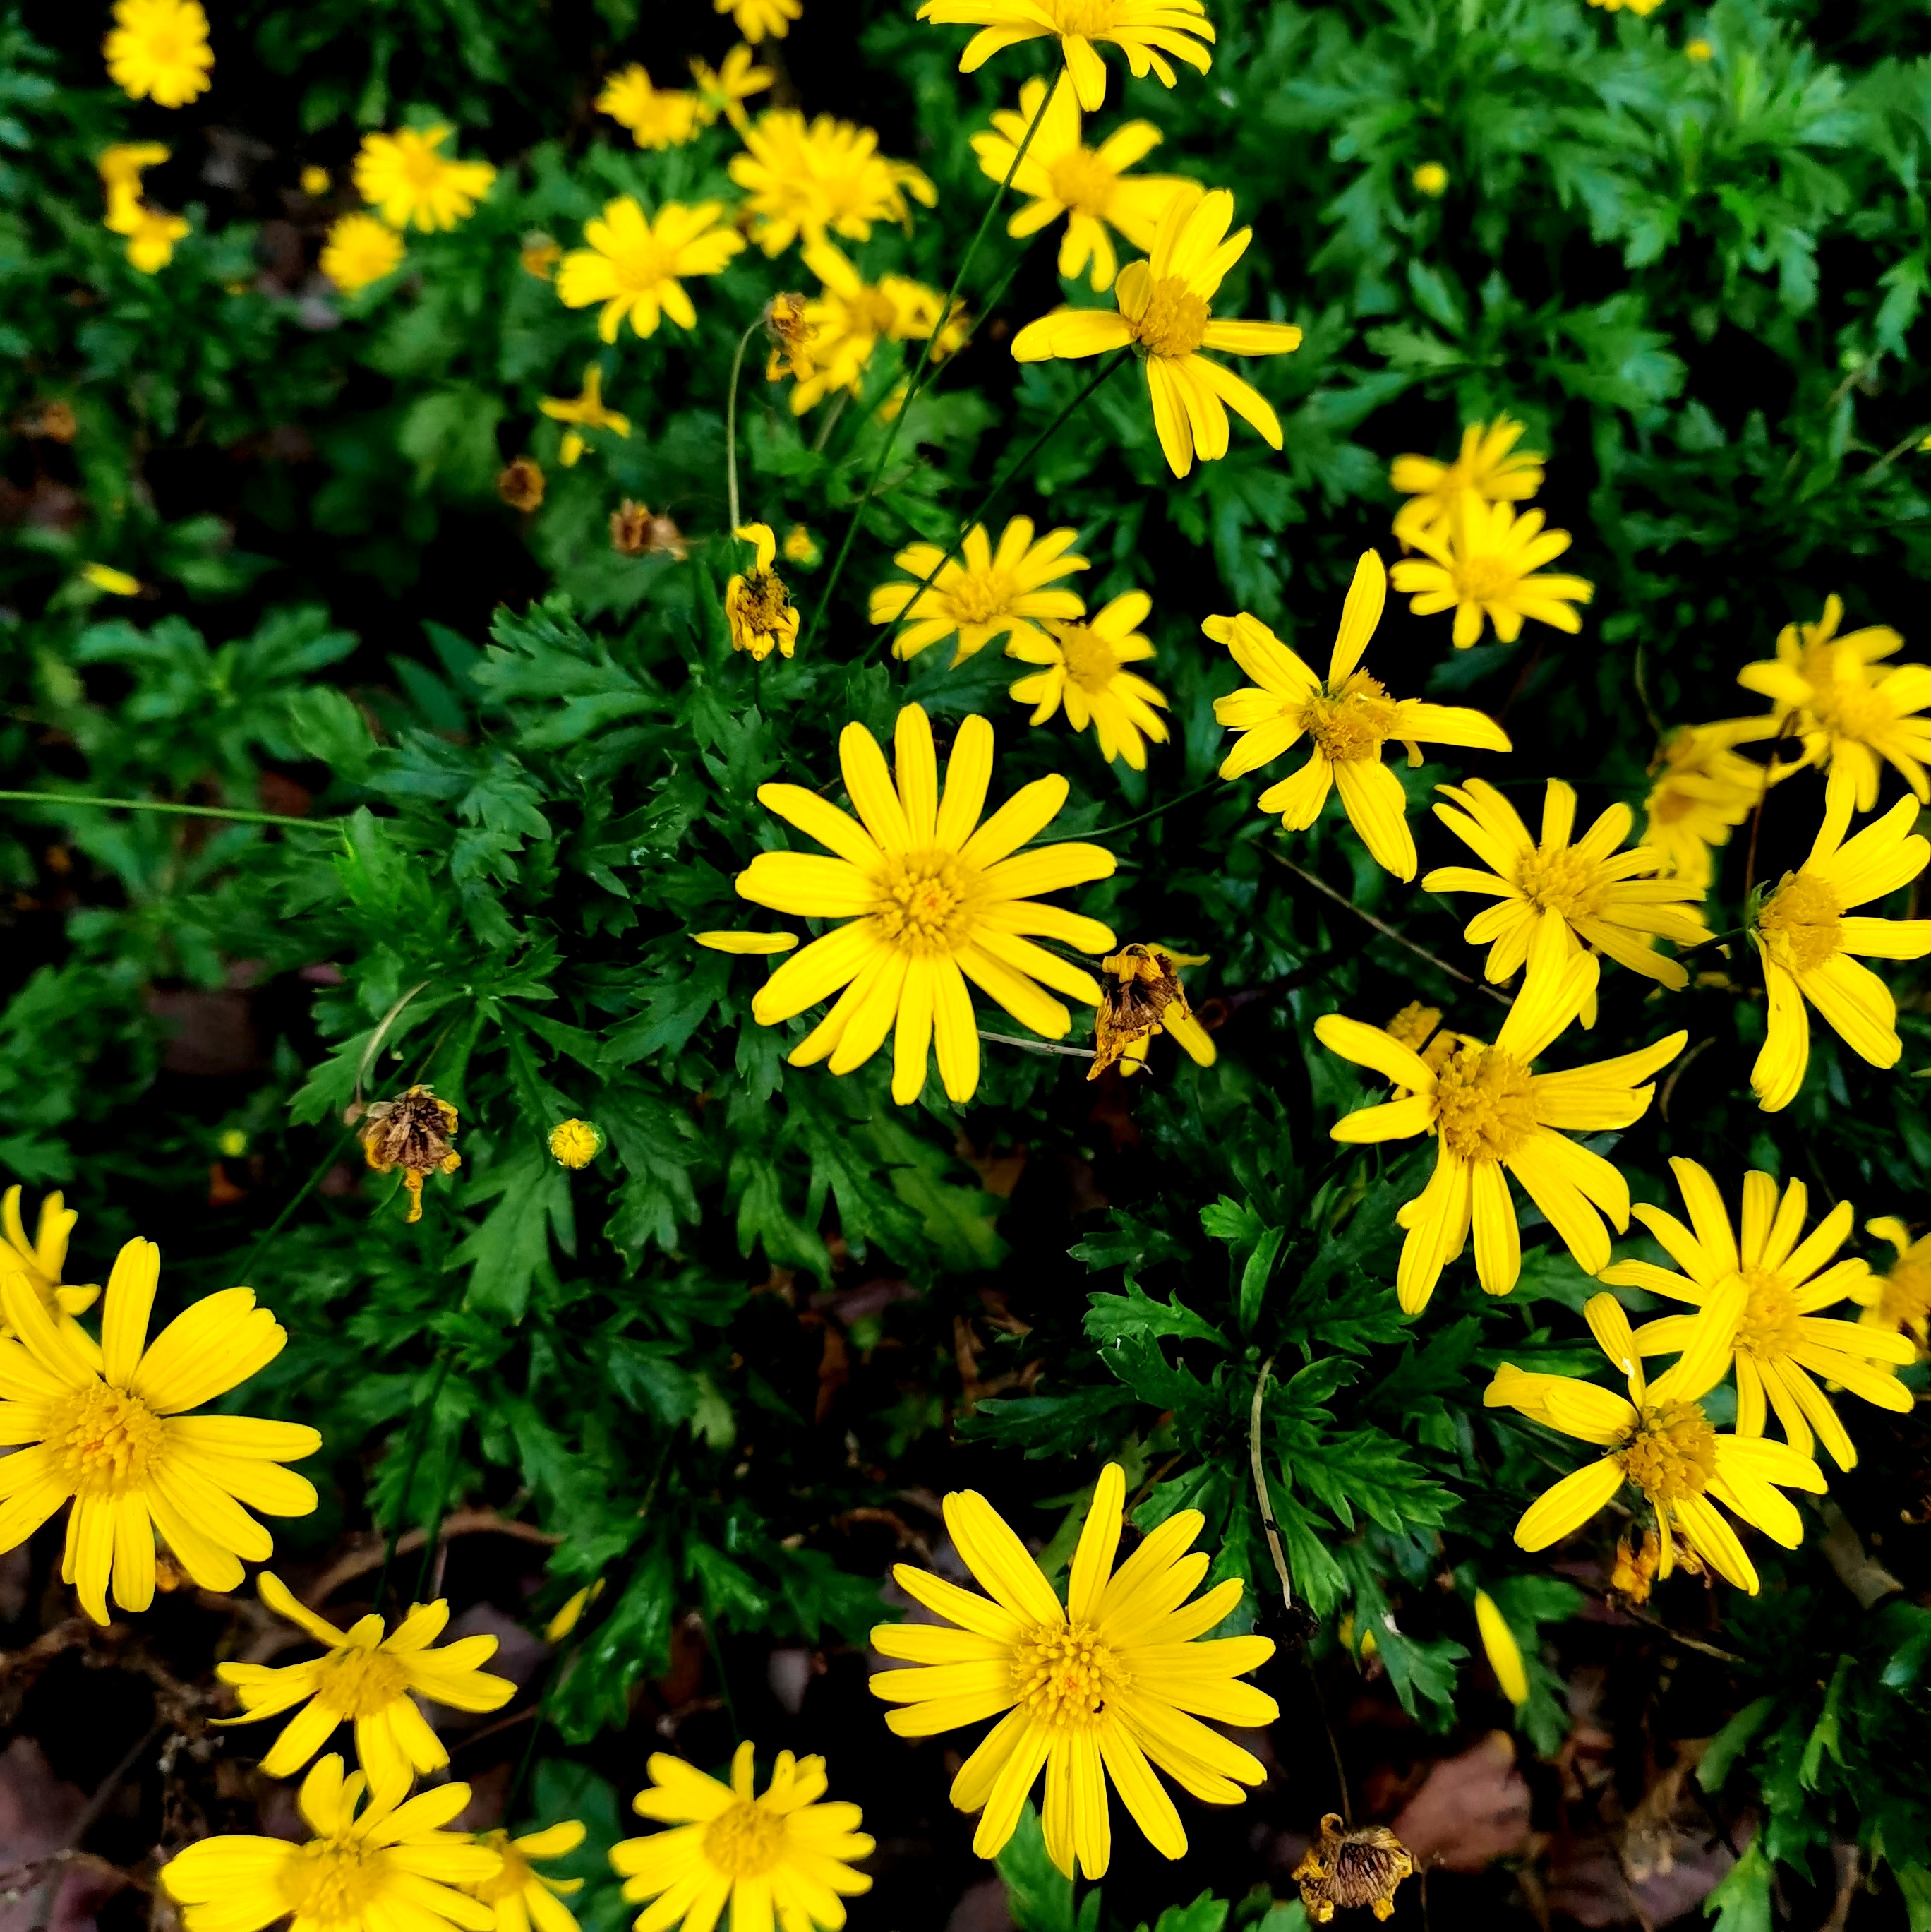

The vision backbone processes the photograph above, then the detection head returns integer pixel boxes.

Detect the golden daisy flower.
[728,111,937,259]
[871,1463,1276,1878]
[162,1753,500,1932]
[1747,790,1931,1111]
[916,0,1215,112]
[1090,942,1215,1078]
[1736,595,1931,817]
[0,1240,320,1624]
[596,65,703,151]
[1857,1217,1931,1357]
[725,523,800,662]
[1640,719,1784,889]
[539,365,632,467]
[215,1571,515,1790]
[97,140,170,194]
[1484,1288,1826,1593]
[1008,592,1169,770]
[320,212,407,294]
[1013,185,1302,479]
[610,1741,873,1931]
[1472,1590,1529,1705]
[104,186,189,273]
[1411,162,1449,198]
[694,930,799,955]
[557,198,744,344]
[469,1823,585,1932]
[690,45,774,131]
[548,1120,606,1168]
[870,519,1087,665]
[787,241,960,414]
[353,125,495,233]
[103,0,212,108]
[1,1186,100,1355]
[735,704,1117,1104]
[1293,1813,1415,1924]
[1389,414,1544,549]
[717,0,802,42]
[1207,550,1512,880]
[970,76,1189,293]
[1316,923,1686,1310]
[1602,1158,1915,1470]
[1388,494,1594,648]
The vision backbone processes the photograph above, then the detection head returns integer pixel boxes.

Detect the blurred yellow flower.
[98,141,169,195]
[1390,414,1544,548]
[787,240,961,413]
[716,0,802,42]
[596,65,702,150]
[1640,719,1783,889]
[1412,161,1449,197]
[300,164,331,196]
[1389,493,1593,647]
[539,365,631,466]
[1473,1590,1528,1705]
[869,517,1088,664]
[467,1823,585,1932]
[1589,0,1664,11]
[918,0,1214,112]
[556,198,744,342]
[80,561,144,596]
[320,212,406,293]
[104,0,212,107]
[782,523,820,565]
[690,44,773,131]
[1858,1217,1931,1357]
[728,110,937,258]
[1685,36,1714,59]
[724,523,800,661]
[104,186,190,272]
[1,1186,100,1355]
[1009,592,1170,771]
[542,1578,606,1640]
[521,236,562,280]
[354,125,495,232]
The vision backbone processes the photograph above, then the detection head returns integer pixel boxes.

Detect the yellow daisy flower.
[1484,1289,1826,1594]
[717,0,802,42]
[98,140,170,195]
[469,1823,585,1932]
[1,1186,100,1355]
[871,1463,1276,1878]
[1390,414,1545,548]
[557,198,744,344]
[787,241,960,414]
[353,125,495,232]
[728,111,937,259]
[1007,592,1169,770]
[161,1753,500,1932]
[104,187,189,273]
[1207,549,1512,880]
[1640,719,1784,889]
[1747,790,1931,1111]
[1857,1217,1931,1357]
[320,212,407,294]
[970,76,1189,293]
[539,364,631,467]
[1601,1158,1915,1472]
[724,523,800,662]
[1388,494,1594,648]
[870,517,1089,664]
[1013,185,1302,479]
[596,66,703,150]
[214,1569,515,1791]
[103,0,212,108]
[915,0,1215,112]
[690,45,774,131]
[735,704,1117,1104]
[0,1239,320,1624]
[1316,923,1686,1310]
[610,1741,873,1931]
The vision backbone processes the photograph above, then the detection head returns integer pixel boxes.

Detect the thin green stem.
[809,389,849,455]
[373,1345,455,1612]
[724,320,760,532]
[1090,777,1218,838]
[0,790,327,832]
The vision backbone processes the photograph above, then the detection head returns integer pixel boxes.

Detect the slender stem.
[977,1028,1096,1060]
[373,1346,455,1612]
[1249,1355,1294,1612]
[0,789,325,831]
[724,320,760,532]
[1304,1653,1353,1827]
[809,390,849,455]
[1090,776,1217,838]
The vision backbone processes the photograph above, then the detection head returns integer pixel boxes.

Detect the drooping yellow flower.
[1857,1217,1931,1357]
[916,0,1215,112]
[970,76,1189,292]
[1090,943,1215,1078]
[596,65,703,150]
[1736,595,1931,817]
[104,0,212,107]
[716,0,802,42]
[610,1741,873,1931]
[0,1239,320,1624]
[161,1754,500,1932]
[1640,719,1784,889]
[1208,550,1512,880]
[1013,186,1301,479]
[786,241,961,414]
[1601,1158,1914,1472]
[557,198,745,343]
[320,212,407,294]
[725,524,800,662]
[539,364,631,467]
[353,125,495,232]
[871,1463,1276,1878]
[1485,1290,1826,1593]
[1,1187,100,1355]
[1747,790,1931,1112]
[1316,923,1685,1310]
[690,45,774,131]
[1009,593,1169,770]
[1388,494,1594,648]
[1389,415,1545,548]
[468,1823,585,1932]
[1294,1815,1414,1924]
[728,110,937,258]
[104,186,190,273]
[736,705,1117,1103]
[215,1570,515,1790]
[1472,1590,1528,1705]
[98,141,170,195]
[870,517,1089,664]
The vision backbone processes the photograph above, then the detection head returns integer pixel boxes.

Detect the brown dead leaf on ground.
[1390,1729,1533,1873]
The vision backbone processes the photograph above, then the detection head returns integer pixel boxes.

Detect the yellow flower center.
[1047,0,1126,30]
[702,1799,787,1878]
[1616,1400,1716,1501]
[1733,1266,1803,1361]
[1431,1043,1536,1162]
[1813,678,1896,741]
[1756,872,1841,973]
[471,1835,533,1905]
[1514,844,1606,921]
[1056,624,1121,693]
[279,1838,385,1924]
[314,1643,411,1720]
[1300,676,1397,762]
[944,567,1018,627]
[1452,555,1520,605]
[1650,784,1695,827]
[50,1382,165,1499]
[398,143,450,191]
[1130,274,1210,359]
[1011,1620,1121,1729]
[729,570,793,649]
[870,850,982,956]
[1045,146,1117,218]
[611,237,671,294]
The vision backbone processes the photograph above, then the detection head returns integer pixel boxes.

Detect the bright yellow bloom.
[728,110,937,258]
[725,523,800,662]
[161,1754,500,1932]
[1601,1158,1914,1472]
[870,517,1088,664]
[717,0,802,42]
[1389,415,1544,548]
[1640,719,1784,889]
[1412,162,1449,197]
[786,241,961,414]
[1857,1217,1931,1357]
[596,66,703,150]
[694,931,799,955]
[1009,593,1169,770]
[353,125,495,232]
[98,141,169,194]
[1,1187,99,1355]
[1388,494,1594,648]
[215,1570,515,1790]
[970,76,1189,292]
[557,198,745,344]
[1747,791,1931,1111]
[1316,923,1685,1310]
[80,562,143,596]
[1208,550,1512,880]
[104,186,189,272]
[539,365,632,467]
[1736,595,1931,816]
[1013,186,1301,479]
[300,164,332,195]
[690,45,773,131]
[871,1464,1276,1877]
[104,0,212,107]
[1485,1290,1826,1593]
[917,0,1214,112]
[610,1741,873,1931]
[320,212,406,294]
[1685,36,1714,59]
[0,1239,320,1624]
[548,1120,606,1168]
[1472,1590,1528,1705]
[469,1823,584,1932]
[736,704,1117,1103]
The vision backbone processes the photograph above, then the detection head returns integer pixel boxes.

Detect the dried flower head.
[520,236,561,280]
[1293,1814,1416,1924]
[610,501,690,560]
[763,290,819,383]
[496,458,545,511]
[548,1119,604,1168]
[1090,942,1210,1079]
[18,400,78,443]
[724,522,800,661]
[358,1085,461,1223]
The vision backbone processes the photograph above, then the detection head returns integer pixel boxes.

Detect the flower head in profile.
[160,1754,500,1932]
[104,188,190,273]
[596,66,703,150]
[1,1187,100,1355]
[872,1464,1276,1878]
[1389,495,1593,648]
[917,0,1215,112]
[353,126,495,232]
[1485,1290,1826,1593]
[1090,943,1215,1079]
[320,212,407,294]
[1602,1159,1915,1470]
[735,705,1117,1103]
[1009,592,1169,771]
[786,241,961,414]
[1208,550,1512,880]
[1641,719,1783,889]
[468,1823,585,1932]
[539,365,631,467]
[1858,1217,1931,1357]
[870,518,1088,664]
[104,0,212,107]
[610,1742,872,1932]
[1013,186,1301,479]
[717,0,802,42]
[728,111,936,258]
[1390,415,1544,549]
[1747,791,1931,1111]
[970,77,1190,292]
[690,45,773,130]
[1316,924,1686,1310]
[558,198,744,343]
[0,1239,320,1623]
[725,524,800,663]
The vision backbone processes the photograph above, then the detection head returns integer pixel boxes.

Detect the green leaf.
[996,1801,1072,1932]
[549,1541,675,1744]
[1699,1698,1775,1793]
[451,1141,572,1321]
[1085,1283,1228,1350]
[1703,1838,1772,1932]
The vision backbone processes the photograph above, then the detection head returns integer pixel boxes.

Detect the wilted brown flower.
[357,1084,461,1224]
[763,290,818,383]
[17,399,78,443]
[520,235,561,280]
[1293,1814,1415,1924]
[497,457,545,511]
[611,500,690,560]
[1608,1528,1690,1604]
[1090,942,1212,1081]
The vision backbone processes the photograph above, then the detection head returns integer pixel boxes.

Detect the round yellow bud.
[300,165,331,196]
[1411,162,1449,198]
[1685,37,1714,61]
[217,1128,248,1158]
[548,1118,605,1168]
[782,523,819,566]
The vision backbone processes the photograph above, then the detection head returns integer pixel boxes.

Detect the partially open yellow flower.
[1009,592,1169,770]
[1389,493,1593,648]
[80,562,144,596]
[1390,414,1544,548]
[596,65,703,150]
[1411,161,1450,198]
[725,524,800,662]
[557,198,745,343]
[871,518,1088,664]
[917,0,1215,112]
[539,364,631,466]
[353,125,495,232]
[104,185,190,272]
[548,1120,606,1168]
[97,141,170,195]
[104,0,212,107]
[690,44,773,131]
